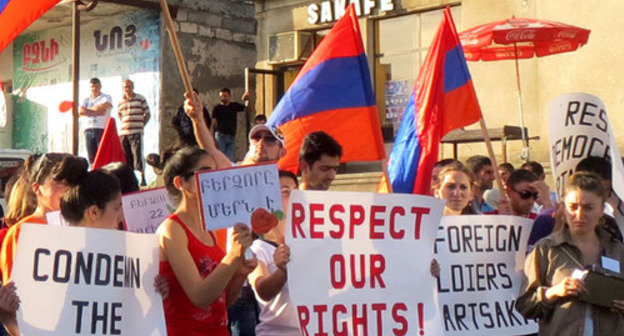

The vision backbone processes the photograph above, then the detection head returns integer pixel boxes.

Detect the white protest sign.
[287,190,445,335]
[12,224,166,335]
[46,211,70,226]
[197,163,281,231]
[122,187,173,233]
[548,92,617,196]
[548,92,624,232]
[435,215,537,336]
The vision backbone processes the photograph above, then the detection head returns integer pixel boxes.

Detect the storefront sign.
[288,190,445,335]
[307,0,395,24]
[435,215,537,335]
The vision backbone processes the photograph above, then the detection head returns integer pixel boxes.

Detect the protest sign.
[46,211,70,226]
[435,215,537,336]
[122,187,173,233]
[197,163,282,231]
[287,190,445,335]
[548,92,624,231]
[12,224,166,335]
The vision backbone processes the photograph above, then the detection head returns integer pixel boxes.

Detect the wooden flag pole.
[381,158,394,193]
[158,0,194,96]
[478,117,509,204]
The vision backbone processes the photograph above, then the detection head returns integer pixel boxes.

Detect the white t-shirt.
[250,239,300,336]
[80,93,112,129]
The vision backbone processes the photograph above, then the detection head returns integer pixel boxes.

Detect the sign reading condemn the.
[287,190,445,335]
[197,163,282,230]
[13,224,166,335]
[122,187,173,233]
[435,216,537,336]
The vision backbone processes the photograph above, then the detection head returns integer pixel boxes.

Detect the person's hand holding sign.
[274,244,291,272]
[229,223,253,259]
[545,276,586,302]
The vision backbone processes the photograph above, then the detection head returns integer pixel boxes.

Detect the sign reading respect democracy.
[287,190,446,335]
[12,224,166,335]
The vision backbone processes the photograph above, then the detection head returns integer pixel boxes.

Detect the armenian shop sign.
[287,190,445,335]
[12,10,160,166]
[12,224,166,335]
[435,215,537,336]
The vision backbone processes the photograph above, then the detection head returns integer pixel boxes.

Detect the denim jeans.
[216,131,235,162]
[227,284,258,336]
[85,128,104,163]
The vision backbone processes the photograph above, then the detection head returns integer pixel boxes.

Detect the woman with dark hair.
[516,172,624,335]
[247,170,300,335]
[158,146,255,336]
[100,162,140,195]
[0,153,88,285]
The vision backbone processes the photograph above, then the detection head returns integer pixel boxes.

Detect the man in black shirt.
[212,87,248,161]
[172,89,211,146]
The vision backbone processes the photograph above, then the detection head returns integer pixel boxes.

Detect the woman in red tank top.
[158,145,255,336]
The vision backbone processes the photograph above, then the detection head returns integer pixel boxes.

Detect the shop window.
[375,7,461,140]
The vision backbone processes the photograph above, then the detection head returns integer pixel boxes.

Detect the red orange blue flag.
[0,0,62,53]
[380,7,481,194]
[266,4,385,172]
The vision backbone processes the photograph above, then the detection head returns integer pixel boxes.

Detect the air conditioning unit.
[268,31,314,64]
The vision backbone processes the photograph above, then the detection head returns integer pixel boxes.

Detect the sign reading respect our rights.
[435,215,537,336]
[287,190,445,335]
[12,224,166,335]
[197,163,282,230]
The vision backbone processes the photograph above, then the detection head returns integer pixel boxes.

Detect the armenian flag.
[381,7,481,194]
[0,0,62,53]
[266,4,385,172]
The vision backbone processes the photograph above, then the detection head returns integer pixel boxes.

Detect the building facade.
[252,0,624,181]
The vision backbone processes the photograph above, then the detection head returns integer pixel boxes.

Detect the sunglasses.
[512,188,538,200]
[251,134,278,144]
[181,166,213,179]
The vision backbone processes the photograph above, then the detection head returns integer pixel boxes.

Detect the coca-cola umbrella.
[459,17,590,160]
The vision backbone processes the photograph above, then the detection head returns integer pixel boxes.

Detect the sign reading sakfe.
[288,190,445,335]
[122,187,173,233]
[12,224,166,335]
[197,163,282,230]
[435,216,537,336]
[307,0,395,24]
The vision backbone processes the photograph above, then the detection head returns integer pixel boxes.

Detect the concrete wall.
[158,0,257,160]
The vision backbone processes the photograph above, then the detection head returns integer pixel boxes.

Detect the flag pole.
[158,0,194,96]
[478,117,508,204]
[381,158,393,193]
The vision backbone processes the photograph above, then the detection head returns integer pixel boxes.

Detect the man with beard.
[466,155,496,213]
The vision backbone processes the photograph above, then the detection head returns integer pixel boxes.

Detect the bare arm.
[80,102,111,117]
[184,93,231,168]
[225,259,258,307]
[248,244,289,301]
[158,221,252,308]
[0,282,20,336]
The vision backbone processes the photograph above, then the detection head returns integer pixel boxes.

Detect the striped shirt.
[118,93,149,135]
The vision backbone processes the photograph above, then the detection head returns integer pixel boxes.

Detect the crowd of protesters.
[0,85,620,336]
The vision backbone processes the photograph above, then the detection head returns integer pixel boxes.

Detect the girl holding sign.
[158,146,255,336]
[0,153,88,285]
[517,172,624,335]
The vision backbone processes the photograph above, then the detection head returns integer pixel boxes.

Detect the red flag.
[92,118,126,170]
[0,0,63,53]
[380,7,481,194]
[266,4,385,173]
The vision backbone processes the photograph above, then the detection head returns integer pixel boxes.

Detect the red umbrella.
[459,17,590,159]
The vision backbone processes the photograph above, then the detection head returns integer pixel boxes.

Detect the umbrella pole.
[513,43,529,161]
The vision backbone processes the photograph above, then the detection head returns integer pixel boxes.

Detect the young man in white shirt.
[79,78,112,163]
